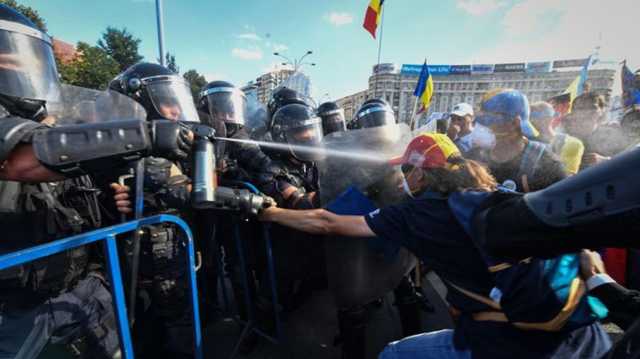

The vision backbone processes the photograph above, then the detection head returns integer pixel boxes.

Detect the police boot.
[336,306,368,359]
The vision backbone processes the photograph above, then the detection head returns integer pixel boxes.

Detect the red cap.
[389,133,460,169]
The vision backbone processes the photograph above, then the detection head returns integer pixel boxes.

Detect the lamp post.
[155,0,166,66]
[273,50,316,71]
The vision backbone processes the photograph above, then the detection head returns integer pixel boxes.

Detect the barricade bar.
[0,214,202,359]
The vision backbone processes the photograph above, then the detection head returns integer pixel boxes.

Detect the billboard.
[373,63,398,74]
[471,64,495,74]
[553,58,588,69]
[400,64,423,76]
[400,64,450,76]
[526,61,552,73]
[450,65,471,74]
[494,63,525,73]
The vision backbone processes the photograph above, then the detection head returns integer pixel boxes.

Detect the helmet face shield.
[320,108,346,135]
[272,103,325,162]
[285,118,324,162]
[202,87,247,125]
[0,21,61,102]
[144,76,199,122]
[354,106,396,129]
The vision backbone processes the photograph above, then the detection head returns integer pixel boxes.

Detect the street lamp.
[273,50,315,71]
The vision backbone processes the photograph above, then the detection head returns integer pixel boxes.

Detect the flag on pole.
[363,0,385,39]
[549,55,594,118]
[413,60,434,114]
[621,60,640,107]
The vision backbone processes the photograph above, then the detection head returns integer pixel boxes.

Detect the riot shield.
[49,84,147,125]
[274,71,317,108]
[318,123,417,308]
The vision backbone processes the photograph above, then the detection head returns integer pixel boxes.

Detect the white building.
[242,69,295,105]
[338,59,616,125]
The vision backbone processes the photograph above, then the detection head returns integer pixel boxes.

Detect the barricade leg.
[262,223,283,341]
[104,234,135,359]
[183,223,204,359]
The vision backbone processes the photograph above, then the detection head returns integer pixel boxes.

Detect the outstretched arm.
[259,207,375,237]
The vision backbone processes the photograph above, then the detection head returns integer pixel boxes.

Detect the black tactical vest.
[0,176,101,305]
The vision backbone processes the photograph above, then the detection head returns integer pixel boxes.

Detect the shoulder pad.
[0,117,44,162]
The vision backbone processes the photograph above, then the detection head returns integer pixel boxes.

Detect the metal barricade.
[216,181,283,358]
[0,214,203,359]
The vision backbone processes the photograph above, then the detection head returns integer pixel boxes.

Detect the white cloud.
[236,33,261,41]
[324,12,354,26]
[469,0,638,74]
[272,43,288,52]
[456,0,507,16]
[231,47,263,60]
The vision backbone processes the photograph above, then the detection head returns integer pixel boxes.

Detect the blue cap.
[476,89,539,139]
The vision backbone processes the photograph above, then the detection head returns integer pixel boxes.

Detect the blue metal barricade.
[215,181,283,358]
[0,214,203,359]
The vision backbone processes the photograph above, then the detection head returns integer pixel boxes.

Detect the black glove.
[150,120,193,161]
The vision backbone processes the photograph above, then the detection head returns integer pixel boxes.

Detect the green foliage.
[57,42,120,90]
[97,27,143,71]
[183,69,207,102]
[0,0,46,32]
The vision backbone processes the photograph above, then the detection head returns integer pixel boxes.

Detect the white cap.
[451,103,474,118]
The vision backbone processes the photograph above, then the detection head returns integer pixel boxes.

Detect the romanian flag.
[414,60,434,114]
[363,0,384,39]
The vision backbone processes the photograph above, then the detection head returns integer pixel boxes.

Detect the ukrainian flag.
[414,60,434,113]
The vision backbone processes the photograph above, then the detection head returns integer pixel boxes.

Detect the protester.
[475,89,567,192]
[529,101,584,174]
[446,103,475,156]
[259,133,610,359]
[562,92,619,169]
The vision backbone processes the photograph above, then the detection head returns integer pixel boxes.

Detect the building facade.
[335,89,368,122]
[338,59,616,125]
[242,69,295,105]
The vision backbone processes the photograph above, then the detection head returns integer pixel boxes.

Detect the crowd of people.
[1,3,640,359]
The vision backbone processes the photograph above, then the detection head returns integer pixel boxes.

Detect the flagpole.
[409,95,419,130]
[376,3,385,67]
[373,3,385,99]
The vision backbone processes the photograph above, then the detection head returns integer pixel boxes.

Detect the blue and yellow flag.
[413,60,433,113]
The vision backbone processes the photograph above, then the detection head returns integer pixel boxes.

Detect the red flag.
[363,0,384,38]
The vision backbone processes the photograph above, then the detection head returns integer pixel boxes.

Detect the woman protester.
[259,133,611,359]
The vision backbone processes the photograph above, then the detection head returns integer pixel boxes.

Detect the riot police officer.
[332,99,427,358]
[196,80,279,332]
[254,101,326,333]
[108,62,198,358]
[317,101,346,136]
[0,5,190,359]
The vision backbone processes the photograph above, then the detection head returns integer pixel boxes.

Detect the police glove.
[150,120,194,161]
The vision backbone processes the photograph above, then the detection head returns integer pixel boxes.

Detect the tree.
[162,53,179,74]
[0,0,46,31]
[58,42,120,90]
[97,27,143,71]
[183,69,207,102]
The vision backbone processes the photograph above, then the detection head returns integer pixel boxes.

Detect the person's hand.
[110,183,132,214]
[258,206,280,222]
[583,153,610,166]
[580,249,606,280]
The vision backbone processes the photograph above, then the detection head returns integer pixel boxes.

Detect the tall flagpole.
[373,3,385,99]
[376,3,385,67]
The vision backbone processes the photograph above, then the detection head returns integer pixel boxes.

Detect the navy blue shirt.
[364,191,611,359]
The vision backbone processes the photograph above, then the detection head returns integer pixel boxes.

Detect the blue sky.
[21,0,639,100]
